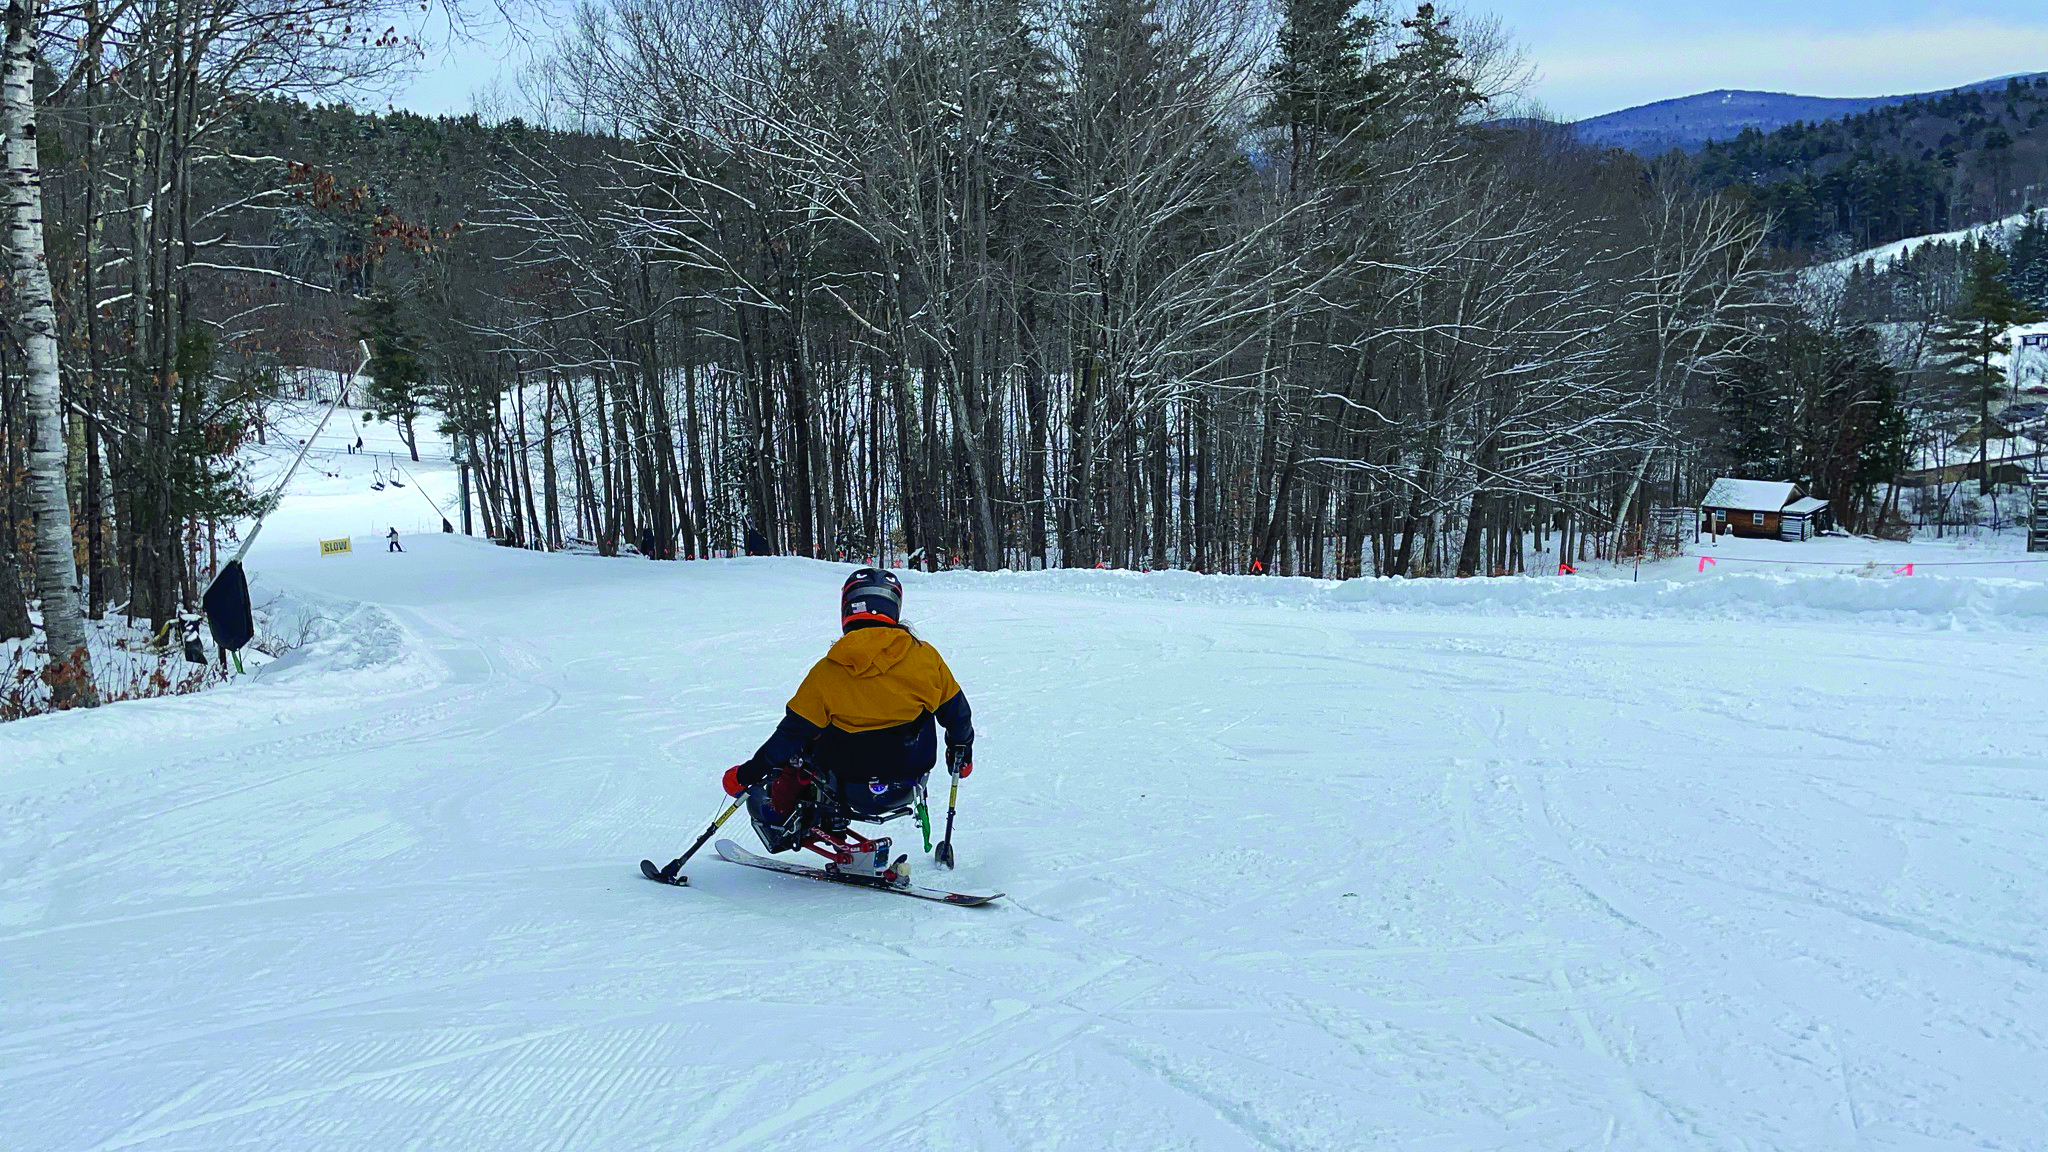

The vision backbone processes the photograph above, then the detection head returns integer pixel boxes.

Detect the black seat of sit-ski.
[816,771,922,821]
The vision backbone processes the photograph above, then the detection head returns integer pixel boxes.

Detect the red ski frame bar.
[800,825,875,865]
[796,824,917,886]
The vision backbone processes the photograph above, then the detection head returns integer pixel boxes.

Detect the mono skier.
[721,568,973,885]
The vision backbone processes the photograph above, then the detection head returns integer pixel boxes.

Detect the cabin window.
[1752,513,1765,526]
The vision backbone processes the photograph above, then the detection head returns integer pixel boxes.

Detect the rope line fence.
[1692,554,2048,571]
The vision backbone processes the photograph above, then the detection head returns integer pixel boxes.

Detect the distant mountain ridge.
[1689,76,2048,253]
[1573,74,2048,155]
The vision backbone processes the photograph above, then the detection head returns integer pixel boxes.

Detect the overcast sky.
[385,0,2048,123]
[1496,1,2048,119]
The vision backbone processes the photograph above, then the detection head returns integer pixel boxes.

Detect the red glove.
[723,765,747,797]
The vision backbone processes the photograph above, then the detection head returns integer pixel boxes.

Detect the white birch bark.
[5,0,97,706]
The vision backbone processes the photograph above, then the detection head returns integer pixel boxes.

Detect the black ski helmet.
[841,567,904,630]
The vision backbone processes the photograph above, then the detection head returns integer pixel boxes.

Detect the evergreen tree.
[353,292,430,461]
[1711,319,1910,531]
[1856,373,1912,524]
[1713,345,1791,480]
[1693,78,2048,251]
[2006,210,2048,311]
[1264,0,1380,150]
[1374,4,1486,128]
[1928,244,2043,492]
[1804,326,1909,531]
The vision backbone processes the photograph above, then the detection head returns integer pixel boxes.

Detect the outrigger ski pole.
[642,798,744,886]
[933,775,962,869]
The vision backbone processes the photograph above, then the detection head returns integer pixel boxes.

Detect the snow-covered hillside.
[4,444,2048,1148]
[1815,209,2042,280]
[238,398,466,548]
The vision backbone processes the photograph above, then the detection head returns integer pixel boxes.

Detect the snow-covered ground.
[5,432,2048,1149]
[1814,208,2043,278]
[238,399,466,548]
[1656,526,2047,584]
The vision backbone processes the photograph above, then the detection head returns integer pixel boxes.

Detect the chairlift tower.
[2030,473,2048,553]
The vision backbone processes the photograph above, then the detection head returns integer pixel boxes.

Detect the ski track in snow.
[3,539,2046,1151]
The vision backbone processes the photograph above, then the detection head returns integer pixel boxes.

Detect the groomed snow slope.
[4,540,2047,1151]
[235,399,465,546]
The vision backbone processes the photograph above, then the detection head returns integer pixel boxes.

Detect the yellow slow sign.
[320,537,353,557]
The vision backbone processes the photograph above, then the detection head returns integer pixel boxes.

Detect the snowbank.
[1330,569,2048,630]
[242,586,437,689]
[0,587,437,793]
[916,563,2048,631]
[916,564,1340,610]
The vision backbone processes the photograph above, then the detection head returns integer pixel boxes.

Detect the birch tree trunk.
[5,0,96,705]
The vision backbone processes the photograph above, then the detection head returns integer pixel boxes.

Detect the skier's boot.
[882,852,912,889]
[832,835,899,884]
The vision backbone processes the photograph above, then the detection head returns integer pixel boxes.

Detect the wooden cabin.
[1700,479,1833,541]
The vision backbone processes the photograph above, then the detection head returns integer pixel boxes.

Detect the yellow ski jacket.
[753,623,973,783]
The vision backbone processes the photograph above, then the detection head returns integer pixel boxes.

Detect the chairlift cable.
[231,342,371,568]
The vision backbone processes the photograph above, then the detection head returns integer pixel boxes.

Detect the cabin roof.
[1784,496,1829,515]
[1702,478,1802,513]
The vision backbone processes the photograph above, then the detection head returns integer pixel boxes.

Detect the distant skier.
[722,568,974,882]
[387,527,404,553]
